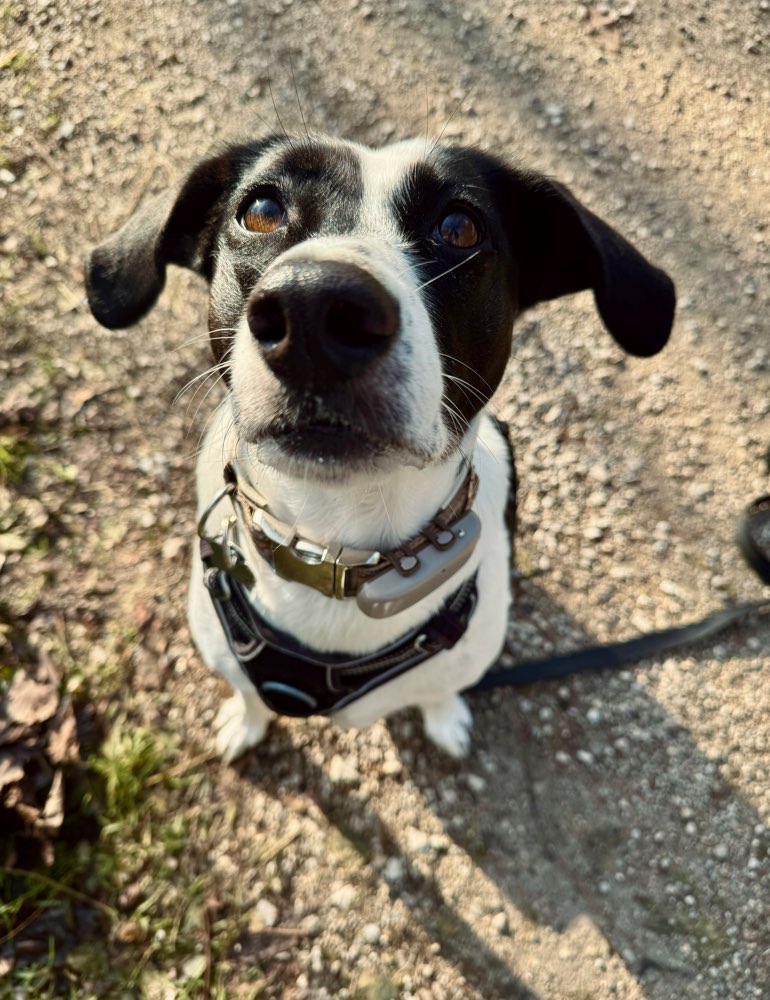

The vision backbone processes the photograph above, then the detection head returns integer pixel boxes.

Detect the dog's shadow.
[235,578,769,999]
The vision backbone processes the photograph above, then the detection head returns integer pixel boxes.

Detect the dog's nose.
[247,260,399,382]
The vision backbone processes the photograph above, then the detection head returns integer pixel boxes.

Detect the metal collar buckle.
[249,503,382,599]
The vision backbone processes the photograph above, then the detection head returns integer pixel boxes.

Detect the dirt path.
[2,1,768,997]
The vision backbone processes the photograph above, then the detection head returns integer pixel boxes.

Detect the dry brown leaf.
[0,532,29,554]
[0,717,34,748]
[0,755,25,792]
[47,697,81,765]
[6,671,59,725]
[13,799,40,823]
[38,769,65,833]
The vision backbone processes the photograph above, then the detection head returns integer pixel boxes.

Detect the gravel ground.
[2,0,769,997]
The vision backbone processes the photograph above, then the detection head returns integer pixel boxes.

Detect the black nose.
[247,260,400,383]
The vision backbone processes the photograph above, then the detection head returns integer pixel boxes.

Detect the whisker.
[443,372,489,404]
[187,367,229,435]
[289,55,310,139]
[175,333,234,352]
[429,86,475,156]
[415,251,480,291]
[185,393,231,464]
[442,373,504,420]
[180,344,233,417]
[267,76,288,136]
[441,396,498,465]
[377,485,397,540]
[219,408,239,466]
[436,351,495,394]
[173,361,230,406]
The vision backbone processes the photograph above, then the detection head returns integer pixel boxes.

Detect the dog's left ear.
[86,145,255,329]
[511,173,676,357]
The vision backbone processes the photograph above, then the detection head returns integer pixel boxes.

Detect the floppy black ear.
[512,174,676,357]
[86,142,266,329]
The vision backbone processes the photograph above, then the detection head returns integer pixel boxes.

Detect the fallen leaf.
[47,697,80,764]
[6,670,59,725]
[0,755,24,792]
[38,769,65,833]
[0,717,32,748]
[0,532,29,554]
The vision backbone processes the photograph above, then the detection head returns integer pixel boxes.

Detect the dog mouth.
[242,406,433,475]
[266,417,384,460]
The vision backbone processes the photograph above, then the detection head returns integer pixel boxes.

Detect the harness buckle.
[204,567,231,602]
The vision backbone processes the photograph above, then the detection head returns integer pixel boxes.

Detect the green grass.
[0,434,32,485]
[0,47,32,73]
[0,717,213,997]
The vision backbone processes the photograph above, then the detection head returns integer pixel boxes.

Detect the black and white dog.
[87,134,674,761]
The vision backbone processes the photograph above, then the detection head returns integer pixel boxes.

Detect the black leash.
[468,496,770,694]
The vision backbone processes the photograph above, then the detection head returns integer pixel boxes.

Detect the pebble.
[689,482,712,502]
[362,923,381,944]
[328,754,360,785]
[161,536,187,560]
[406,828,431,853]
[713,844,729,861]
[381,753,402,776]
[301,914,322,937]
[330,884,357,911]
[589,462,612,485]
[465,773,487,793]
[383,858,405,882]
[491,911,509,935]
[255,898,279,928]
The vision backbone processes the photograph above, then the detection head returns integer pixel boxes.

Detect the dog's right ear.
[86,143,262,329]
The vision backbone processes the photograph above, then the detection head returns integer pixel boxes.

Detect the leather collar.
[223,460,481,618]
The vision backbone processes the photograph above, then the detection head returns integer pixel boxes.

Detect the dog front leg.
[188,554,274,762]
[419,695,473,758]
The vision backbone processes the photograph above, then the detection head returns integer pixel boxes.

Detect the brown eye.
[438,210,480,249]
[241,195,285,233]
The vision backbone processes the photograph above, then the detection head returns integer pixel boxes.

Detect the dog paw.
[421,695,473,758]
[215,692,272,763]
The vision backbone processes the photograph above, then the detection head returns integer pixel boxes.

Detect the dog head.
[87,135,675,480]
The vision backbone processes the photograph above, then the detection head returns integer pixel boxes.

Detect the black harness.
[201,538,478,718]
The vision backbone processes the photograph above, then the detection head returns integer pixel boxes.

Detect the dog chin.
[247,427,433,483]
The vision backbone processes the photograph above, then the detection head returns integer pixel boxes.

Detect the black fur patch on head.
[207,138,365,359]
[389,141,675,436]
[390,146,519,429]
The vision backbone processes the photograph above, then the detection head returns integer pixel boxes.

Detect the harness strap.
[201,537,477,718]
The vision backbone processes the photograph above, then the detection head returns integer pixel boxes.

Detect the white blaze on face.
[229,137,451,467]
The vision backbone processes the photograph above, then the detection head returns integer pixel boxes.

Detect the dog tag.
[356,510,481,619]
